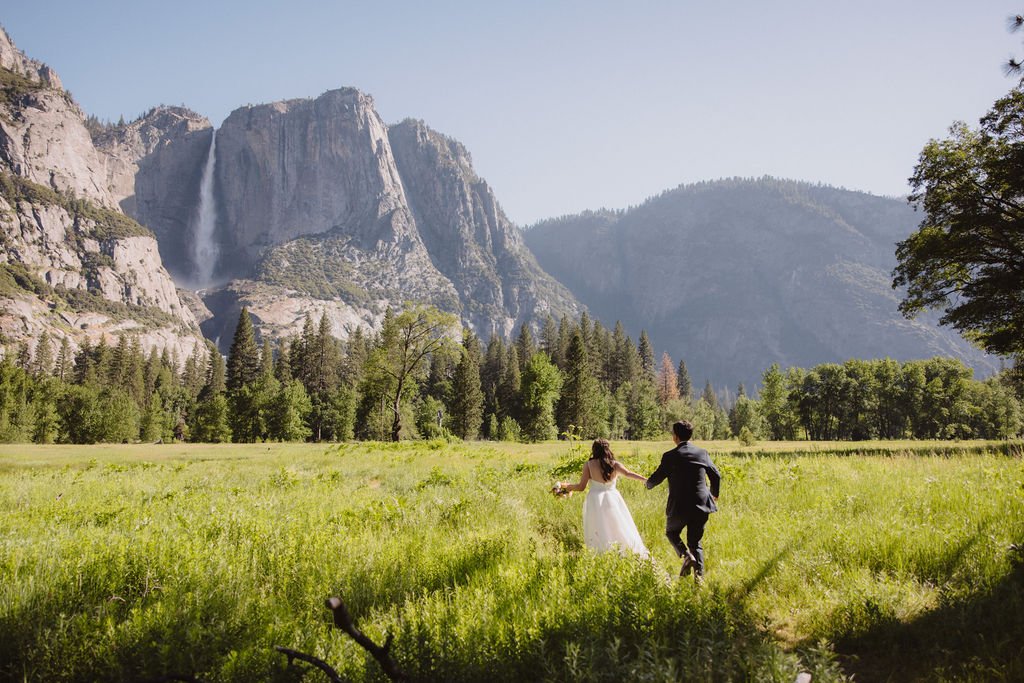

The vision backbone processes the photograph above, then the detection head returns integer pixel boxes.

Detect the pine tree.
[481,335,506,395]
[555,332,605,437]
[340,327,368,387]
[540,315,559,358]
[310,314,341,396]
[450,331,484,440]
[554,315,573,370]
[590,321,610,385]
[579,311,593,352]
[260,338,275,379]
[637,330,655,383]
[54,336,73,381]
[123,337,145,405]
[143,347,160,398]
[516,322,535,372]
[32,334,52,378]
[294,313,315,389]
[481,334,507,418]
[608,322,632,390]
[498,344,521,422]
[268,380,312,441]
[226,307,261,392]
[73,337,93,384]
[13,341,31,375]
[108,334,130,387]
[182,349,205,400]
[676,359,693,402]
[425,346,456,405]
[275,340,292,383]
[701,379,719,412]
[92,336,111,384]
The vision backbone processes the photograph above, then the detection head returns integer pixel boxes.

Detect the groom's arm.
[705,456,721,499]
[645,454,670,490]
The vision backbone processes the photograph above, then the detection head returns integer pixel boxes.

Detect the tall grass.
[1,441,1021,681]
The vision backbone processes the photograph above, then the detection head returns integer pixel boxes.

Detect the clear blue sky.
[4,1,1021,225]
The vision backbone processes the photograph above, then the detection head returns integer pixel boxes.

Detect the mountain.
[0,28,206,360]
[522,177,997,390]
[108,88,580,347]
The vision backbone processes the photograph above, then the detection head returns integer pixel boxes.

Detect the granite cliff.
[94,106,213,284]
[120,88,579,346]
[0,28,206,361]
[523,178,997,389]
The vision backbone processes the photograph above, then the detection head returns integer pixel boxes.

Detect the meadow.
[1,439,1022,682]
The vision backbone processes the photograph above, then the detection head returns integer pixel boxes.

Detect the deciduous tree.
[894,88,1024,362]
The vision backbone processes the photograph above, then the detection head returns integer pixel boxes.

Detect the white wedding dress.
[582,478,649,557]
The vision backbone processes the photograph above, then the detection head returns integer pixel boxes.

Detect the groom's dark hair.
[673,421,694,441]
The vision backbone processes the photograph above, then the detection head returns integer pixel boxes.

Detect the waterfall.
[192,129,219,286]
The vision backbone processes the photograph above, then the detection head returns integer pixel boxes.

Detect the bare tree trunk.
[390,378,404,441]
[326,597,408,681]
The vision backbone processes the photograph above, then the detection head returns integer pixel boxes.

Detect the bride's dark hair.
[591,438,616,480]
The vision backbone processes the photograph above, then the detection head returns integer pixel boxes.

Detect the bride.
[560,439,649,556]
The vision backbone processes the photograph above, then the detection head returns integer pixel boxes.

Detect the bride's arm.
[614,461,648,483]
[563,463,591,492]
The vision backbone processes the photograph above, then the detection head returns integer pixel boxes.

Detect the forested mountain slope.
[523,177,995,389]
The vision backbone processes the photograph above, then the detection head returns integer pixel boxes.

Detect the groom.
[646,420,721,580]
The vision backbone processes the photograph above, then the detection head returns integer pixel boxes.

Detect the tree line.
[0,304,1020,444]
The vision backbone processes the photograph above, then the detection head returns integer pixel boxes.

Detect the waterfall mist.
[192,130,220,287]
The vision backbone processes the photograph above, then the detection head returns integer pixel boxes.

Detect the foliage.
[449,331,484,440]
[738,425,757,446]
[894,88,1024,360]
[0,171,153,241]
[1,301,1020,446]
[520,352,563,442]
[0,260,180,330]
[189,394,232,443]
[254,235,371,304]
[226,307,261,392]
[0,65,44,109]
[555,332,607,438]
[368,306,457,441]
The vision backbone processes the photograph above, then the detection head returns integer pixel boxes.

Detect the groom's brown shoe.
[679,552,697,577]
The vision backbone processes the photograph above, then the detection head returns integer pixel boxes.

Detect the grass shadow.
[835,543,1024,681]
[732,533,808,600]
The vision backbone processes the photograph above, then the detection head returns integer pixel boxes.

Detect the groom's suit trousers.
[666,511,709,574]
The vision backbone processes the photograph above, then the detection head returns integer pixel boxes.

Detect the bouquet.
[551,481,572,498]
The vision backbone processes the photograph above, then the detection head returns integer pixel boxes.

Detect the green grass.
[1,441,1022,681]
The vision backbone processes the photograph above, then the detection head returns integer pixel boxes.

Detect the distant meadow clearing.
[2,440,1022,682]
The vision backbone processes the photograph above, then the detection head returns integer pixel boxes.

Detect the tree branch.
[274,646,344,682]
[325,597,408,681]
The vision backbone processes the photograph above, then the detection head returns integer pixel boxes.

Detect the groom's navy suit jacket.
[646,441,721,519]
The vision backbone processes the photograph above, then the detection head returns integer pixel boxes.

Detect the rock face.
[191,90,579,344]
[1,25,579,356]
[0,30,118,209]
[215,89,414,274]
[523,178,998,388]
[94,106,213,283]
[388,119,571,335]
[0,29,206,361]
